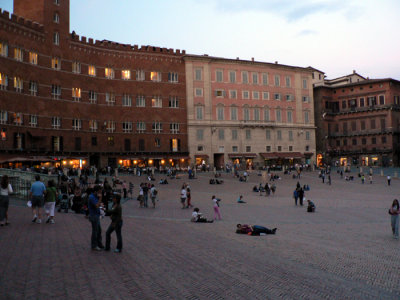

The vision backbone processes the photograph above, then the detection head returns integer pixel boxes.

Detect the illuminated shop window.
[105,68,115,79]
[51,57,61,70]
[14,77,23,92]
[72,88,81,101]
[122,70,131,80]
[88,65,96,76]
[150,71,161,82]
[0,73,8,90]
[14,48,23,61]
[29,52,38,64]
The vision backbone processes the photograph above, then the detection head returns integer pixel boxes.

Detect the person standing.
[88,185,104,251]
[387,175,391,186]
[369,175,373,184]
[29,175,46,224]
[293,188,299,206]
[389,199,399,239]
[298,187,304,206]
[44,180,57,224]
[212,195,222,220]
[0,175,13,226]
[180,184,187,209]
[186,185,192,208]
[142,183,149,208]
[105,194,123,253]
[122,181,127,199]
[128,182,134,199]
[150,184,158,208]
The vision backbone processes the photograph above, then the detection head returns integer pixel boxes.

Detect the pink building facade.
[185,55,316,170]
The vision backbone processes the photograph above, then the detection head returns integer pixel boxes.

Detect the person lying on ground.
[236,224,277,235]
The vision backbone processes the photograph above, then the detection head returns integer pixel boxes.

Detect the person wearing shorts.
[44,180,57,224]
[29,175,46,224]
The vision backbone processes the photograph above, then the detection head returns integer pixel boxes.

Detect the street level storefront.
[260,152,305,166]
[228,153,257,169]
[114,155,190,169]
[194,154,209,167]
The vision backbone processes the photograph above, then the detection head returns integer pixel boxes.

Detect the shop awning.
[228,153,257,159]
[260,152,304,159]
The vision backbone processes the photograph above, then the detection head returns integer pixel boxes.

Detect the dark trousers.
[106,220,123,250]
[89,216,102,249]
[253,225,274,234]
[0,195,9,223]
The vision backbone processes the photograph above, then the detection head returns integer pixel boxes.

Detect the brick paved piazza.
[0,170,399,299]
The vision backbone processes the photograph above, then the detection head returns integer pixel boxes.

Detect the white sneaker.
[36,219,42,224]
[50,219,55,224]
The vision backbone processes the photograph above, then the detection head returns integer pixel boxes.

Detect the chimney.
[236,57,239,60]
[251,57,254,62]
[353,70,356,74]
[275,61,278,64]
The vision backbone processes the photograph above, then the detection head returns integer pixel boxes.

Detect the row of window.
[205,88,310,102]
[196,144,310,153]
[194,105,310,123]
[196,128,311,141]
[328,118,386,133]
[0,42,180,82]
[332,136,387,147]
[194,68,309,89]
[0,74,180,107]
[0,112,181,134]
[4,133,182,153]
[326,95,387,111]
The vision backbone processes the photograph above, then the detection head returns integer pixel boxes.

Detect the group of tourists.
[138,183,158,208]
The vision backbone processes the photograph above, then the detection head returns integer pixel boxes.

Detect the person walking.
[128,182,134,199]
[29,175,46,224]
[298,186,304,206]
[88,185,104,251]
[0,175,12,226]
[180,184,187,209]
[122,181,127,199]
[44,180,57,224]
[389,199,399,239]
[293,188,299,206]
[212,195,222,220]
[105,194,123,253]
[387,175,391,186]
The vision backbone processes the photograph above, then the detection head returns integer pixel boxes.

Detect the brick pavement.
[0,170,399,299]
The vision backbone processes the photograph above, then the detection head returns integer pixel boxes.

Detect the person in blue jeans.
[88,185,104,251]
[105,194,123,253]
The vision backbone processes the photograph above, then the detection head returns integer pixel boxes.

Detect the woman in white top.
[180,185,187,209]
[0,175,13,226]
[212,195,221,220]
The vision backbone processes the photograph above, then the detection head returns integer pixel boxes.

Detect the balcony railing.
[328,128,395,138]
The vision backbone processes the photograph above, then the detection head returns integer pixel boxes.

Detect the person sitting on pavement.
[237,195,246,203]
[236,224,277,235]
[307,199,316,212]
[191,208,213,223]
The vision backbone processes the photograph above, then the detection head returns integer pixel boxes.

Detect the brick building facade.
[313,78,400,167]
[0,0,188,169]
[185,55,316,169]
